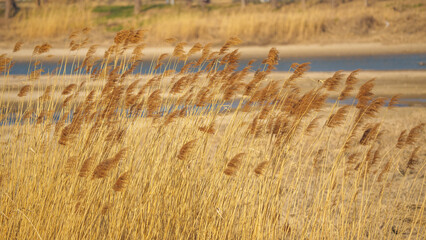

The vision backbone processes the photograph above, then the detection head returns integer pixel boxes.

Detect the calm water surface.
[7,54,426,75]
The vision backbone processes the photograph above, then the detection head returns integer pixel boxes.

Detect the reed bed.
[5,0,426,45]
[0,29,425,239]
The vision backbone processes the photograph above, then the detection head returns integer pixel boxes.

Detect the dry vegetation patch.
[0,30,425,239]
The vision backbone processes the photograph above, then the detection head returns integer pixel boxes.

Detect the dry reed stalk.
[406,146,420,171]
[39,85,53,101]
[244,72,266,96]
[377,159,391,182]
[164,37,178,44]
[62,95,74,108]
[125,79,141,107]
[22,108,34,121]
[18,85,32,97]
[13,41,24,52]
[339,69,360,100]
[388,94,401,109]
[368,148,381,172]
[259,105,272,120]
[356,97,386,124]
[92,148,128,179]
[177,139,197,161]
[188,43,203,57]
[64,156,78,175]
[0,55,13,73]
[180,63,194,75]
[29,69,44,81]
[36,110,48,124]
[262,47,279,71]
[195,43,212,66]
[359,123,381,145]
[305,116,322,136]
[322,71,344,91]
[195,87,211,107]
[224,153,245,176]
[219,37,242,55]
[101,203,113,215]
[223,83,244,101]
[132,43,146,58]
[356,79,375,109]
[248,115,259,135]
[147,89,161,117]
[254,161,269,176]
[113,171,131,192]
[395,130,407,149]
[170,76,188,94]
[177,107,187,117]
[173,42,187,59]
[198,122,216,135]
[284,62,311,88]
[271,114,290,135]
[326,106,350,128]
[164,110,180,126]
[406,123,425,145]
[79,156,95,177]
[105,128,126,143]
[62,84,77,95]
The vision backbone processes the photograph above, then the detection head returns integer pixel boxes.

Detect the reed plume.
[64,156,78,175]
[28,69,44,81]
[173,42,187,59]
[39,85,53,101]
[188,43,203,57]
[164,37,177,44]
[147,90,162,117]
[18,85,32,97]
[22,108,34,121]
[262,47,279,71]
[254,161,269,176]
[360,123,380,145]
[164,110,179,126]
[406,146,420,171]
[13,41,24,52]
[113,171,131,192]
[198,122,216,135]
[195,87,211,107]
[388,94,401,109]
[219,37,242,55]
[224,153,245,176]
[395,130,407,149]
[339,69,360,100]
[406,123,425,145]
[356,79,375,109]
[79,156,95,177]
[177,139,197,161]
[62,84,77,95]
[326,106,350,128]
[305,116,322,135]
[92,148,128,179]
[377,159,391,182]
[284,62,310,87]
[322,70,343,91]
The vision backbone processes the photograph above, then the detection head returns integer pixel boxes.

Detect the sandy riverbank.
[2,43,426,62]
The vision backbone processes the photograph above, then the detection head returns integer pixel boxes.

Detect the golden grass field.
[0,29,425,239]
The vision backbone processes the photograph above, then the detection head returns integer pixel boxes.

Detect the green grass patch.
[92,5,134,19]
[92,4,170,19]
